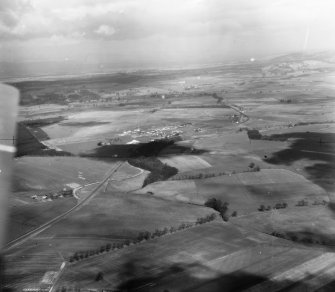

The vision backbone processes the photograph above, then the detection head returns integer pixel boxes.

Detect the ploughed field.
[5,54,335,291]
[57,221,332,292]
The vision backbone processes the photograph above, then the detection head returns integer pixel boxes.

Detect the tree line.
[68,213,217,263]
[171,163,260,181]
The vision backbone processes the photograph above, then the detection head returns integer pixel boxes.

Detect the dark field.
[15,123,47,157]
[6,197,76,242]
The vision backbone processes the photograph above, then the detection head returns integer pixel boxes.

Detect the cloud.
[0,0,32,28]
[95,25,116,37]
[1,0,335,65]
[0,0,287,41]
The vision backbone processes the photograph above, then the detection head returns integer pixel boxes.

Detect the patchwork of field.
[170,153,270,180]
[42,107,234,151]
[136,169,328,214]
[8,157,136,243]
[39,189,214,243]
[232,206,335,245]
[5,54,335,291]
[56,221,332,291]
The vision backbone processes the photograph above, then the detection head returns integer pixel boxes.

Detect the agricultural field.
[56,221,331,291]
[12,156,118,192]
[3,52,335,291]
[232,206,335,245]
[136,168,328,214]
[4,242,64,291]
[7,157,128,242]
[39,189,214,242]
[159,155,212,172]
[6,197,76,242]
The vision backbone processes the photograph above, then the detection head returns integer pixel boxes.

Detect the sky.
[1,0,335,69]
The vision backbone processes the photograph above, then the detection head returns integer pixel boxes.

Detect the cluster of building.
[31,183,79,202]
[97,137,121,146]
[119,125,184,140]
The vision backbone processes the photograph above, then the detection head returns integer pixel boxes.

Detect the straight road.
[4,161,124,251]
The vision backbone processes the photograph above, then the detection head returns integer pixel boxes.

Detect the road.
[4,161,124,251]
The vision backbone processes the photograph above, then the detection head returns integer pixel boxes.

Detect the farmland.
[136,168,327,214]
[3,52,335,291]
[159,155,212,172]
[39,189,214,243]
[12,156,119,192]
[56,221,328,292]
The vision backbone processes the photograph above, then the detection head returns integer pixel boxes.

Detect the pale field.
[18,104,68,118]
[12,156,118,192]
[108,170,149,192]
[158,155,212,172]
[41,107,234,147]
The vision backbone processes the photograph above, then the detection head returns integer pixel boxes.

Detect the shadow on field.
[263,132,335,192]
[84,139,208,159]
[115,256,335,292]
[116,258,269,292]
[16,123,73,157]
[272,229,335,247]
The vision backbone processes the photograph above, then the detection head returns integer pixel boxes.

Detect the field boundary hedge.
[68,213,217,264]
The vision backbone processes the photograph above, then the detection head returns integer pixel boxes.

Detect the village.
[97,123,199,147]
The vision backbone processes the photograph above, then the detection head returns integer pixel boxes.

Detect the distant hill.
[262,51,335,77]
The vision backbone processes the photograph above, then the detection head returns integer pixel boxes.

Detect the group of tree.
[172,171,227,181]
[68,213,217,263]
[270,231,328,246]
[204,198,233,221]
[312,199,328,206]
[128,157,178,187]
[258,202,287,211]
[279,98,292,103]
[248,162,261,172]
[172,164,261,182]
[247,129,262,140]
[132,139,175,157]
[296,199,326,207]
